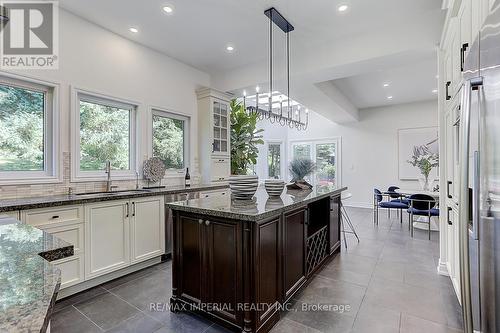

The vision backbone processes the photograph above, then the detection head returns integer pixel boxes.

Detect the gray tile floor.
[51,207,463,333]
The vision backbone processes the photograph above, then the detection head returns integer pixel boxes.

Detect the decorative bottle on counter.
[185,168,191,187]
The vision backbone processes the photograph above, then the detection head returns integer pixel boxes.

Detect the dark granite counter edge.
[167,187,347,222]
[0,183,229,213]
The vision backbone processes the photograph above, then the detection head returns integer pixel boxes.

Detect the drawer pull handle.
[205,220,210,226]
[447,207,453,225]
[198,219,203,225]
[52,215,60,219]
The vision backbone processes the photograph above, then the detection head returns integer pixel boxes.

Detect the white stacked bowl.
[229,175,259,200]
[264,179,285,197]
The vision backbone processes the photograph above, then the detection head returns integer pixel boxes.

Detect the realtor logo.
[0,1,59,69]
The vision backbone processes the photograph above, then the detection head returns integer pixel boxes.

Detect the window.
[152,110,189,170]
[73,91,136,179]
[0,74,58,183]
[290,138,341,186]
[268,143,282,179]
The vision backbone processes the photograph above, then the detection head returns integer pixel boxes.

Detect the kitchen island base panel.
[169,188,344,333]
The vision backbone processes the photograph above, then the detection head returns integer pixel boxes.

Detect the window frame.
[149,106,190,177]
[266,140,284,179]
[289,137,342,186]
[0,72,61,185]
[71,88,139,182]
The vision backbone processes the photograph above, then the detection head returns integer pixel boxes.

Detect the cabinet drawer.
[0,211,20,220]
[23,206,83,227]
[211,158,230,182]
[199,189,229,199]
[53,254,84,289]
[41,223,84,253]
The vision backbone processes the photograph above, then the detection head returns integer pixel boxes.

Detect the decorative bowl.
[264,179,285,197]
[229,175,259,200]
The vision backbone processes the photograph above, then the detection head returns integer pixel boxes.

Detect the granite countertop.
[0,183,228,212]
[0,218,74,332]
[166,185,347,221]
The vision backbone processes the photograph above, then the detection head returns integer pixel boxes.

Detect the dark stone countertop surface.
[0,183,229,212]
[167,185,347,221]
[0,217,74,332]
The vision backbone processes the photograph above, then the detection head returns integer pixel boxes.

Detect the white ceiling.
[59,0,442,74]
[59,0,445,122]
[333,56,439,109]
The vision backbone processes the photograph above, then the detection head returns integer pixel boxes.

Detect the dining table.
[395,188,440,232]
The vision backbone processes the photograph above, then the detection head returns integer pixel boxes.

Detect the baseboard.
[343,201,372,209]
[437,259,449,276]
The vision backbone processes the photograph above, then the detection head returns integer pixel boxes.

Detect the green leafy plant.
[407,145,439,183]
[230,99,264,175]
[289,158,316,182]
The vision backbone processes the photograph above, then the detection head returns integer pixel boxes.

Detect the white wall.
[287,100,438,208]
[3,9,210,188]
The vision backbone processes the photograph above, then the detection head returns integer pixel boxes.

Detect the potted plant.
[230,99,264,175]
[228,99,264,199]
[288,158,316,190]
[407,144,439,191]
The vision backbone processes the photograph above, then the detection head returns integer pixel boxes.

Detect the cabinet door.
[53,254,85,289]
[283,208,307,301]
[176,215,204,304]
[85,200,130,279]
[130,196,165,264]
[205,218,243,325]
[459,0,472,71]
[212,99,229,156]
[329,196,341,253]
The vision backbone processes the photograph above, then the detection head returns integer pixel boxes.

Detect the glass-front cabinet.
[197,88,231,183]
[212,100,229,155]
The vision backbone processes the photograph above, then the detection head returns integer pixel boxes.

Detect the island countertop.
[166,185,347,221]
[0,218,74,333]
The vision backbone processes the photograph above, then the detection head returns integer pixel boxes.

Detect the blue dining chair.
[407,194,439,240]
[373,188,409,225]
[384,186,409,219]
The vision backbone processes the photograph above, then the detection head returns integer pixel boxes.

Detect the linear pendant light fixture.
[244,7,309,130]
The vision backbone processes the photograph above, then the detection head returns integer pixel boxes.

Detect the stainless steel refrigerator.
[460,3,500,332]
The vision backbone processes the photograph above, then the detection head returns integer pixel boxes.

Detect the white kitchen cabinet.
[0,210,19,220]
[197,88,232,183]
[85,200,130,279]
[211,157,231,182]
[130,196,165,264]
[459,0,472,70]
[23,205,86,288]
[446,206,461,300]
[53,254,85,289]
[85,196,165,279]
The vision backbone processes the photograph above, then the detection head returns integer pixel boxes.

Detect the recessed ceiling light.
[387,96,393,100]
[226,45,235,53]
[432,89,438,93]
[129,27,138,33]
[337,4,349,12]
[435,75,439,79]
[163,5,174,14]
[383,83,390,87]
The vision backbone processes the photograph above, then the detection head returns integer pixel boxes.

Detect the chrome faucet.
[105,161,112,192]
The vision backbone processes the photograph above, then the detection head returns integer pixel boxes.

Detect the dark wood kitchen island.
[166,185,346,333]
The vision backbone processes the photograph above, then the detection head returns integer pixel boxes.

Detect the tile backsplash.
[0,152,200,199]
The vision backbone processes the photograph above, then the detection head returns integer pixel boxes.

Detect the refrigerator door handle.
[458,77,483,333]
[472,150,480,240]
[459,80,473,333]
